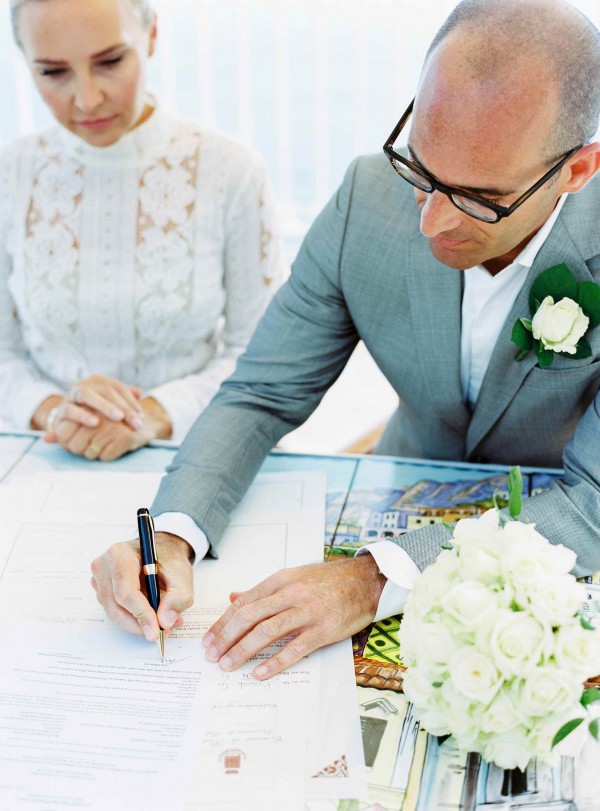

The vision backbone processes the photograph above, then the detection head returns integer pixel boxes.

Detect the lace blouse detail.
[0,109,285,439]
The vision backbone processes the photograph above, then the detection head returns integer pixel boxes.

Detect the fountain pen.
[136,507,164,658]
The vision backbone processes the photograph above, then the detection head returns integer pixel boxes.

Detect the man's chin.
[428,239,478,270]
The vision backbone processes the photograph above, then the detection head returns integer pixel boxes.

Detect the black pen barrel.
[144,572,161,613]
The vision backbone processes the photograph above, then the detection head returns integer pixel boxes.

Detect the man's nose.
[418,190,464,237]
[74,74,104,114]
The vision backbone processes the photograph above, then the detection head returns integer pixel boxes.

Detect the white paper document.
[0,470,365,810]
[0,625,208,811]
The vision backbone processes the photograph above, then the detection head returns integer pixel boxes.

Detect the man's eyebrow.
[34,44,126,65]
[407,142,514,197]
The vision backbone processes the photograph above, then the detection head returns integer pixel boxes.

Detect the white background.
[1,0,599,255]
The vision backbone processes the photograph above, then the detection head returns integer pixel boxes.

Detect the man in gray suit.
[92,0,600,678]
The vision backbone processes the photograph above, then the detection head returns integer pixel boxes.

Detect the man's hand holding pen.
[91,532,194,644]
[92,533,385,677]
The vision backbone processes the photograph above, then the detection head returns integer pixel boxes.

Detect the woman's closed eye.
[39,55,125,79]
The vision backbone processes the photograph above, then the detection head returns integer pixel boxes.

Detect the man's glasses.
[383,99,583,223]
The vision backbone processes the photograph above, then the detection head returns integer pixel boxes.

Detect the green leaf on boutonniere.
[529,263,577,314]
[580,615,596,631]
[558,338,592,360]
[577,281,600,328]
[590,719,600,741]
[535,344,555,368]
[511,318,533,354]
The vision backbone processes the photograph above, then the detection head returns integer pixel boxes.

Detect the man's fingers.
[204,573,284,643]
[252,631,319,680]
[210,605,306,672]
[156,546,195,629]
[203,586,297,664]
[91,542,160,641]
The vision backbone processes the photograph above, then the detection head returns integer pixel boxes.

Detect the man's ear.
[562,142,600,194]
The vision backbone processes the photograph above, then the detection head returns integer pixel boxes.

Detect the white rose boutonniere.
[511,263,600,367]
[399,467,600,771]
[531,296,589,353]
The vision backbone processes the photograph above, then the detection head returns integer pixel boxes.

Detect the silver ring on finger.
[70,386,81,404]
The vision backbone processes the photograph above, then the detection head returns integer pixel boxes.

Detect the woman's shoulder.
[0,127,62,176]
[163,112,267,176]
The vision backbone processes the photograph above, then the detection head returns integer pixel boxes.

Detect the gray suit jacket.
[153,154,600,577]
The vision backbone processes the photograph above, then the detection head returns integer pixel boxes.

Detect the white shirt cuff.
[356,540,421,621]
[153,512,210,564]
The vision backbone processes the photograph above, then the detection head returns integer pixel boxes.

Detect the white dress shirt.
[156,195,568,620]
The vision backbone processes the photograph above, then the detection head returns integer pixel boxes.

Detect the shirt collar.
[510,193,568,269]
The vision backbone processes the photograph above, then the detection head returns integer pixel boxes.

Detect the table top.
[1,433,598,811]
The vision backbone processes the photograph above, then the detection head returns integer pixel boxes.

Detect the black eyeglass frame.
[383,98,584,223]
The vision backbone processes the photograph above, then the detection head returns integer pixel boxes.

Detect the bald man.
[92,0,600,678]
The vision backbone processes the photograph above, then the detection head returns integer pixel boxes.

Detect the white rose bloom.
[543,542,578,576]
[440,681,485,746]
[528,707,586,763]
[397,613,421,666]
[488,610,553,677]
[401,668,439,708]
[519,667,583,716]
[414,621,462,667]
[416,706,452,737]
[531,295,589,354]
[452,509,502,551]
[483,725,533,771]
[442,581,499,630]
[479,688,523,734]
[456,535,504,584]
[449,648,502,704]
[554,623,600,678]
[407,553,459,618]
[527,575,583,627]
[501,539,553,600]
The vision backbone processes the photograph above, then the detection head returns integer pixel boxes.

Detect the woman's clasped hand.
[34,375,173,461]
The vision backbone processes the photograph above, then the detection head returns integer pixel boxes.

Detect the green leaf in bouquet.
[508,466,523,519]
[580,616,596,631]
[581,687,600,709]
[590,719,599,741]
[529,263,577,314]
[577,281,600,328]
[552,717,584,748]
[511,319,533,352]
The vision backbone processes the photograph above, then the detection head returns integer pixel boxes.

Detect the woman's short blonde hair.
[11,0,154,46]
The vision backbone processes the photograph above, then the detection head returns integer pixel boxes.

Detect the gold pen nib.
[156,630,164,659]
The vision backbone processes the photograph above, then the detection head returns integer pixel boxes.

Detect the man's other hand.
[202,554,386,679]
[91,532,194,640]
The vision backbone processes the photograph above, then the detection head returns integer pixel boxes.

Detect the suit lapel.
[466,216,595,457]
[406,247,471,435]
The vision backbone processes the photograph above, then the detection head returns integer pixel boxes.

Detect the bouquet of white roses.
[399,479,600,771]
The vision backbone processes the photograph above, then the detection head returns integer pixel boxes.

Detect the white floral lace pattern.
[25,135,83,336]
[136,139,199,364]
[0,109,285,435]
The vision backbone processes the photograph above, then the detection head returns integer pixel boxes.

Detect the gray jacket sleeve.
[396,390,600,578]
[151,161,361,547]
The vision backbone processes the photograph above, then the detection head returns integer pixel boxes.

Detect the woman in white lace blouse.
[0,0,285,459]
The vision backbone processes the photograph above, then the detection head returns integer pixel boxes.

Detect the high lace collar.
[57,103,172,165]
